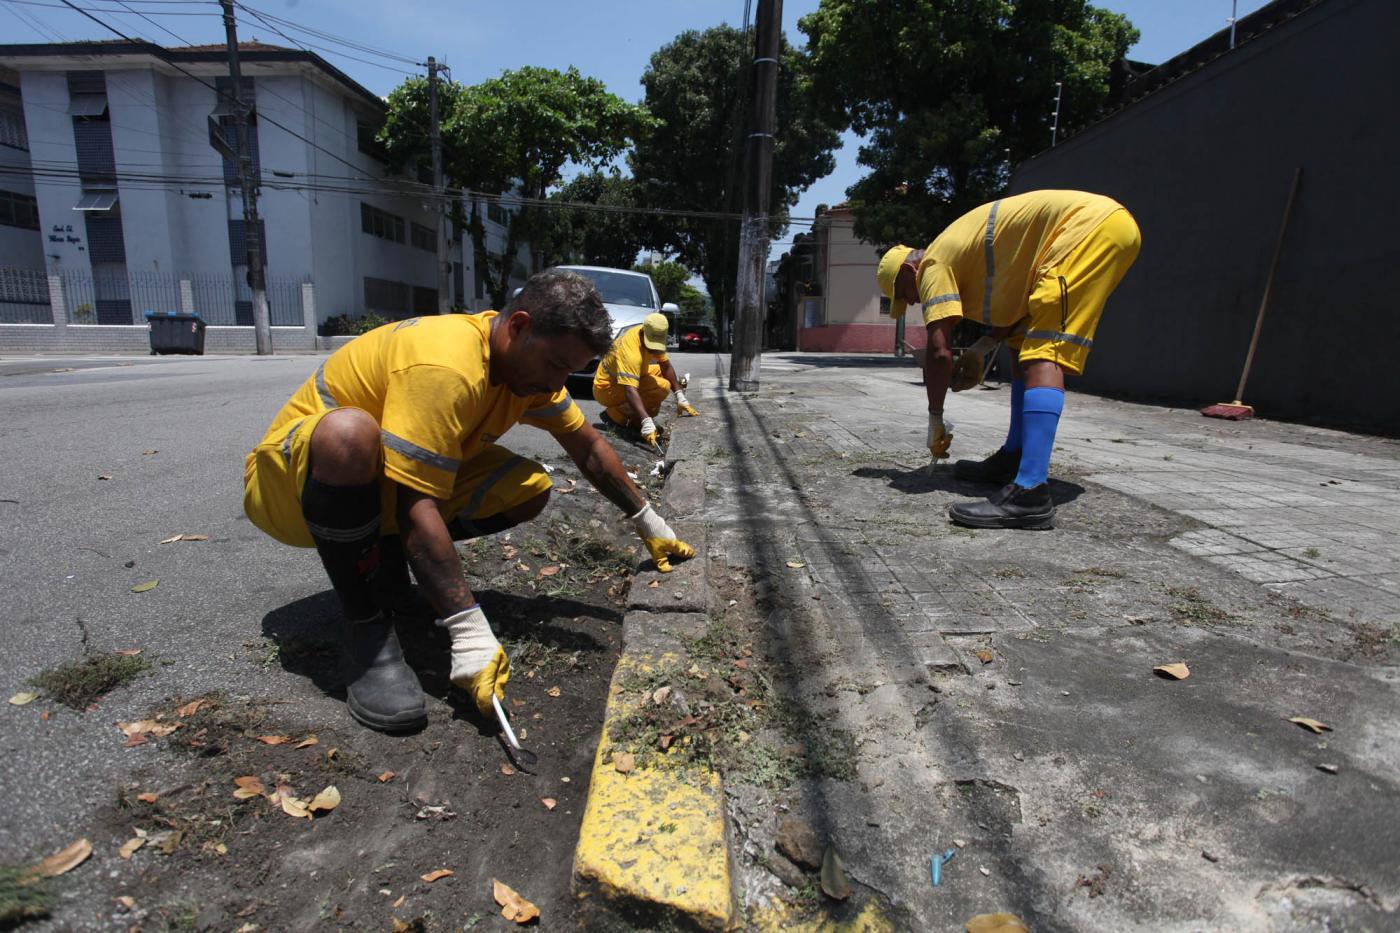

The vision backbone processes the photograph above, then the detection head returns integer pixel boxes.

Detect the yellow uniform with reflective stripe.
[243,312,583,547]
[913,190,1139,374]
[593,324,673,427]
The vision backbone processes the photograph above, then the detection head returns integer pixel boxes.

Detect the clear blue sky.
[4,0,1271,261]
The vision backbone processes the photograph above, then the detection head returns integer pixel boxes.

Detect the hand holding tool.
[631,502,695,572]
[437,605,510,717]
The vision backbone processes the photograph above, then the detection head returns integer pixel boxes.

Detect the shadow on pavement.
[779,354,919,369]
[852,465,1087,504]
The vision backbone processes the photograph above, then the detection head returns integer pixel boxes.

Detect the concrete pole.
[729,0,781,392]
[429,57,451,314]
[219,0,272,354]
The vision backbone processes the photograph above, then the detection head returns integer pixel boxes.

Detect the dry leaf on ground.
[1287,716,1331,733]
[613,751,635,774]
[257,734,290,745]
[540,797,557,810]
[975,649,995,664]
[421,869,454,883]
[118,719,180,740]
[377,771,395,783]
[34,839,92,878]
[136,792,158,803]
[499,763,516,776]
[307,786,340,813]
[174,698,208,718]
[159,534,184,544]
[115,895,136,910]
[8,691,39,706]
[786,560,806,569]
[130,580,159,593]
[647,580,660,588]
[538,565,561,577]
[232,776,266,800]
[114,648,142,656]
[98,474,112,481]
[820,846,851,900]
[492,879,540,924]
[118,837,145,860]
[294,735,318,749]
[1154,662,1190,680]
[965,913,1030,933]
[280,796,311,819]
[546,686,561,698]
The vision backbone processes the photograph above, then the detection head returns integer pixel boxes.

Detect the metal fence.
[0,267,308,327]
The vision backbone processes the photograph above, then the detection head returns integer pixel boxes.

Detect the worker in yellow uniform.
[877,190,1140,529]
[243,270,695,733]
[593,312,699,450]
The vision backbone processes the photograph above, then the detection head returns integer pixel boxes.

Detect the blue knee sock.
[1013,387,1064,488]
[1003,378,1026,453]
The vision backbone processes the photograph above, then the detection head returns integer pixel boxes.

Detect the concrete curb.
[573,411,736,929]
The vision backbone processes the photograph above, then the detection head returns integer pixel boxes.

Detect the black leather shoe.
[953,447,1021,485]
[341,613,427,732]
[948,483,1055,530]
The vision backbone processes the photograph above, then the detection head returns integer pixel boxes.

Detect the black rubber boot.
[340,612,427,732]
[369,536,431,618]
[952,447,1022,485]
[948,483,1055,530]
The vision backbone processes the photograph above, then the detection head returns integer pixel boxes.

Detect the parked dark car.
[678,324,717,352]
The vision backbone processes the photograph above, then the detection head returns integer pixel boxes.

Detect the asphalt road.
[0,352,608,864]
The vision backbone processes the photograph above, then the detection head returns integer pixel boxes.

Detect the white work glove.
[675,390,699,417]
[927,413,954,460]
[437,605,509,717]
[951,334,1001,392]
[630,502,696,573]
[639,416,660,450]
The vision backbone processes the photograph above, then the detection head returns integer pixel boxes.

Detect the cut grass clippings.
[29,652,151,710]
[0,864,53,925]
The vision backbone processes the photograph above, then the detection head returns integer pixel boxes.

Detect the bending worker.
[877,189,1140,529]
[243,270,695,733]
[593,312,699,450]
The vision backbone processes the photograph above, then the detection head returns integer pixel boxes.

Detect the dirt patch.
[28,651,151,710]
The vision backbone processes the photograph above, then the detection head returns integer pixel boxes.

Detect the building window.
[360,203,405,243]
[356,119,380,156]
[410,221,435,252]
[486,201,509,226]
[363,276,411,317]
[0,189,39,229]
[0,106,27,151]
[412,285,437,315]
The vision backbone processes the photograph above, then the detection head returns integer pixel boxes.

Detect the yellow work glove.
[950,335,1001,392]
[675,390,699,417]
[630,502,695,573]
[639,416,661,451]
[438,605,509,717]
[928,413,954,460]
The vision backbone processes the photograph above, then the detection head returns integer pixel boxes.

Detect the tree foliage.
[535,172,650,270]
[630,25,840,335]
[634,259,710,320]
[800,0,1138,246]
[382,67,655,306]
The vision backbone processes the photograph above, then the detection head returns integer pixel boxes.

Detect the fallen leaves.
[786,560,806,569]
[974,649,995,665]
[1154,662,1190,680]
[492,879,540,924]
[499,763,516,777]
[965,914,1030,933]
[8,691,40,706]
[539,797,557,810]
[118,837,145,860]
[159,533,209,544]
[173,698,208,718]
[230,776,338,819]
[1287,716,1331,734]
[538,564,561,577]
[820,846,851,901]
[130,579,159,593]
[377,771,395,783]
[307,785,340,813]
[257,734,290,745]
[546,686,561,698]
[135,792,159,804]
[117,719,180,746]
[612,751,635,774]
[294,735,318,749]
[421,869,454,883]
[33,838,92,879]
[232,776,265,800]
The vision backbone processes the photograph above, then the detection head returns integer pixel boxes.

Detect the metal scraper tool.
[492,694,538,766]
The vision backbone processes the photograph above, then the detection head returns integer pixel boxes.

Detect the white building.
[0,39,514,351]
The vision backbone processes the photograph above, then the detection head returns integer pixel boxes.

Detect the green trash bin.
[145,311,206,355]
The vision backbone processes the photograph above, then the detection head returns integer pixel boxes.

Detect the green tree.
[800,0,1138,245]
[630,25,840,340]
[535,172,650,269]
[634,259,711,321]
[382,67,655,306]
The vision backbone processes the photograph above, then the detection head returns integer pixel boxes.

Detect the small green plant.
[354,311,389,334]
[1303,547,1321,559]
[29,652,151,709]
[71,303,94,324]
[0,864,52,925]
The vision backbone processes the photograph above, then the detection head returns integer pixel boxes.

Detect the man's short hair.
[511,268,612,355]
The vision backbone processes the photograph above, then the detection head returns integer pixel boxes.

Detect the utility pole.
[219,0,271,354]
[1050,80,1063,147]
[729,0,781,392]
[428,57,451,313]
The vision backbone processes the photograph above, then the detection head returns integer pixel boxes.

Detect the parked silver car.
[556,265,679,385]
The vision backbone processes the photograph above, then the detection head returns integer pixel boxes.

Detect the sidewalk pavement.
[648,352,1399,930]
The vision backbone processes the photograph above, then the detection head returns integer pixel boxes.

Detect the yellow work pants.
[595,363,671,428]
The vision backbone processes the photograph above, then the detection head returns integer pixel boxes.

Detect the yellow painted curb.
[573,652,734,930]
[750,899,895,932]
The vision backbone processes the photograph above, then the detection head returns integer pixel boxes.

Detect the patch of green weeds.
[992,567,1028,579]
[0,864,52,925]
[1073,567,1126,579]
[28,651,151,709]
[1165,585,1235,626]
[1303,547,1321,559]
[501,634,587,678]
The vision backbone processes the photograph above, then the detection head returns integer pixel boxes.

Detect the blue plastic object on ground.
[930,847,957,886]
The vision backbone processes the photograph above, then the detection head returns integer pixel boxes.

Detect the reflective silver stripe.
[315,363,338,409]
[381,430,461,474]
[393,317,420,331]
[459,454,533,520]
[921,293,960,311]
[981,199,1001,324]
[524,395,574,420]
[280,417,306,465]
[613,370,640,382]
[304,515,380,543]
[1025,329,1093,349]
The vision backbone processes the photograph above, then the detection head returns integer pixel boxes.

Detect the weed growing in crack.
[1165,585,1235,626]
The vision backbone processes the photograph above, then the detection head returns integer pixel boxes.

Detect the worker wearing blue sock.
[877,190,1140,529]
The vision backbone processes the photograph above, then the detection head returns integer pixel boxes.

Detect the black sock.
[302,477,381,620]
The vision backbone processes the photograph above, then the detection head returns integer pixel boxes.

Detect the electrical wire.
[0,0,217,14]
[235,1,421,66]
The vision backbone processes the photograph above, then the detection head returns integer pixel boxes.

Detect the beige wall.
[817,209,883,326]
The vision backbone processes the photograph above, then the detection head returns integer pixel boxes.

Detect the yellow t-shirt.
[593,324,669,392]
[256,312,584,500]
[915,190,1125,327]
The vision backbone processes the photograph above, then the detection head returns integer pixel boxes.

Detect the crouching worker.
[593,312,698,451]
[243,269,695,733]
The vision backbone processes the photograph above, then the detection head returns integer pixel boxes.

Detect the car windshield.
[571,269,655,308]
